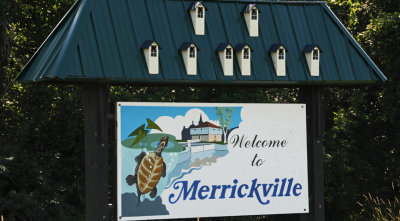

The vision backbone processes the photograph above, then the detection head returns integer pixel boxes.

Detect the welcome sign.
[117,102,309,220]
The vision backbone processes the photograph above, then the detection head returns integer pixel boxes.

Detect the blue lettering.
[248,179,270,205]
[167,178,302,205]
[293,183,302,196]
[220,184,231,199]
[278,178,287,196]
[238,184,249,198]
[168,180,200,204]
[262,183,274,197]
[248,179,261,198]
[209,185,221,199]
[198,185,210,200]
[230,179,238,198]
[272,178,279,197]
[285,178,293,196]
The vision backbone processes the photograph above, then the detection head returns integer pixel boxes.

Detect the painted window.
[226,48,232,59]
[278,49,284,60]
[243,48,249,59]
[313,49,319,60]
[251,9,257,20]
[189,46,196,58]
[150,45,157,57]
[198,7,203,18]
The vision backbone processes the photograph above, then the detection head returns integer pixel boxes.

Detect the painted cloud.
[150,108,220,140]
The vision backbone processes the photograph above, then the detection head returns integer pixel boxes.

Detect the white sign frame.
[117,102,309,220]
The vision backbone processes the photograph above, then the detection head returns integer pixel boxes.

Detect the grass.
[121,133,185,152]
[198,141,227,145]
[358,183,400,221]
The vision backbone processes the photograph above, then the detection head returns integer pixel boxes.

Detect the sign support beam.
[299,86,325,221]
[83,83,110,221]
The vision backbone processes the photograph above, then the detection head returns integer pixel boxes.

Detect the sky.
[120,105,242,140]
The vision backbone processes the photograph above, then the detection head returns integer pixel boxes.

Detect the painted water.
[121,142,229,201]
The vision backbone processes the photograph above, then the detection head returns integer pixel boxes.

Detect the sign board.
[117,102,309,220]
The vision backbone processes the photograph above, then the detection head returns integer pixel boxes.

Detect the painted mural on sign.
[117,103,309,220]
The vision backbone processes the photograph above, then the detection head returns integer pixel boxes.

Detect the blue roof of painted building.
[17,0,386,85]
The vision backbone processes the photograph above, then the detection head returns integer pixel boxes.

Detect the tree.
[215,107,234,143]
[323,1,400,220]
[6,0,400,220]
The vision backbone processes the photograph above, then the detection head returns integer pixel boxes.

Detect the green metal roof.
[17,0,387,85]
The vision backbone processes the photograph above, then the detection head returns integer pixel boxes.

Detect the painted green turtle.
[126,136,168,206]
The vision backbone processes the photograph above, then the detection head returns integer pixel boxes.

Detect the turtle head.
[155,136,169,157]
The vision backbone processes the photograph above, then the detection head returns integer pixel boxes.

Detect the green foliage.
[128,119,162,147]
[323,1,400,220]
[128,124,148,147]
[215,107,234,143]
[1,0,399,220]
[216,107,234,129]
[1,0,82,220]
[0,85,85,221]
[146,118,163,132]
[128,124,146,137]
[357,183,400,220]
[122,134,184,153]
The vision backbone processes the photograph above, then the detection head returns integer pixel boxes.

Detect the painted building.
[181,115,204,140]
[190,122,223,142]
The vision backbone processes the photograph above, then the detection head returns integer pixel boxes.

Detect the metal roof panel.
[269,44,287,52]
[17,0,386,85]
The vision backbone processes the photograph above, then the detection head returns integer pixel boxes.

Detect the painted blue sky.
[120,105,242,141]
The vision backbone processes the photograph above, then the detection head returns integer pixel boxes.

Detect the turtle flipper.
[162,162,166,177]
[150,187,157,198]
[135,152,146,163]
[126,174,136,186]
[136,187,141,207]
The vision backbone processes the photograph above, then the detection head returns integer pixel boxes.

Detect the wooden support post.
[83,84,110,221]
[299,86,325,221]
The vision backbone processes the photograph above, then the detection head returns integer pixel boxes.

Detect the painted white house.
[190,122,223,142]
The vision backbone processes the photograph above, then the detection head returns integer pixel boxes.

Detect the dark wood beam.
[83,83,110,221]
[299,86,325,221]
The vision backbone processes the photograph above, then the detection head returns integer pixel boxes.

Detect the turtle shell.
[137,152,164,194]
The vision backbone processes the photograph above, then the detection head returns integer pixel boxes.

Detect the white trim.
[116,102,308,220]
[117,103,122,219]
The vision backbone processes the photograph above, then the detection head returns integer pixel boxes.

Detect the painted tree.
[128,118,163,147]
[215,107,234,143]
